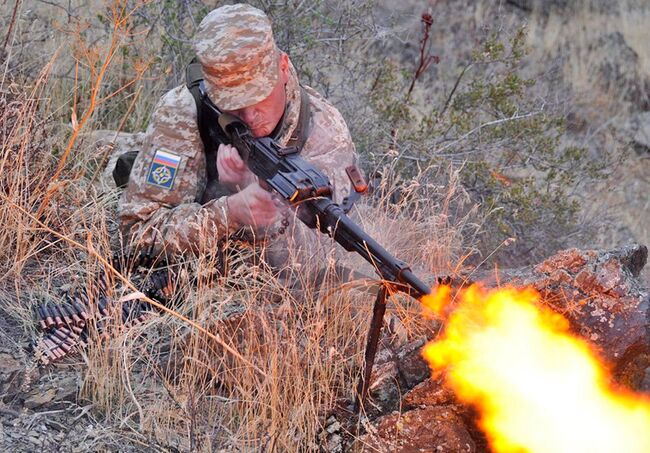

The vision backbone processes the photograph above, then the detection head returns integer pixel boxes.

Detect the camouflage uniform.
[118,4,356,269]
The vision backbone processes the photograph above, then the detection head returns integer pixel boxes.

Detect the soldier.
[119,4,357,269]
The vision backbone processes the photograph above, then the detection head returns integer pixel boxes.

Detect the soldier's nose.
[241,108,259,125]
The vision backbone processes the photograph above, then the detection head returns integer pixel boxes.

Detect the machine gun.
[207,99,435,411]
[218,113,431,297]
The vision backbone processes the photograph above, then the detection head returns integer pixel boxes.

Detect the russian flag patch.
[147,149,182,189]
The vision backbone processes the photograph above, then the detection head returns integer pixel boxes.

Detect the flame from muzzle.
[421,285,650,453]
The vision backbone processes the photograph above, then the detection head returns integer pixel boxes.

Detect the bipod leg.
[354,284,388,413]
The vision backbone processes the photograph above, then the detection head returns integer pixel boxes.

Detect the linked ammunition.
[58,303,71,323]
[49,334,72,353]
[42,338,63,359]
[52,328,76,348]
[71,311,83,325]
[98,297,109,317]
[72,299,89,321]
[37,306,48,330]
[57,304,72,325]
[52,328,67,341]
[43,304,55,328]
[32,257,168,366]
[78,330,88,348]
[60,326,78,340]
[50,304,63,328]
[78,291,89,307]
[63,303,82,325]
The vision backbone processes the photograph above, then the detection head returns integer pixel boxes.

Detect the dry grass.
[0,1,474,450]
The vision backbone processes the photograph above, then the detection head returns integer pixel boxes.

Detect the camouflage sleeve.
[118,86,240,257]
[301,86,358,204]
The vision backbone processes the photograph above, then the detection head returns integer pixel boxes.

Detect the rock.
[466,244,648,387]
[0,353,22,375]
[501,244,649,389]
[357,245,649,453]
[395,338,430,389]
[589,32,650,110]
[326,417,341,434]
[325,433,343,453]
[632,111,650,155]
[355,406,476,452]
[364,337,435,414]
[368,361,401,413]
[642,367,650,392]
[24,388,57,409]
[319,416,344,453]
[402,378,456,410]
[53,375,79,403]
[385,313,409,350]
[27,431,42,445]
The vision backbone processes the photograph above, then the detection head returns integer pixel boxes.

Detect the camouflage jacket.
[118,65,357,267]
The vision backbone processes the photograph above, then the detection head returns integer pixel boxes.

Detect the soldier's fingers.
[252,187,274,204]
[224,147,245,171]
[216,152,226,173]
[216,155,233,179]
[254,206,278,226]
[230,150,245,170]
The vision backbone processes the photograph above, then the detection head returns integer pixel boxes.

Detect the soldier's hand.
[226,182,278,228]
[217,144,256,189]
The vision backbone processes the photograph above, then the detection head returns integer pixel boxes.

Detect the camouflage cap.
[193,4,280,111]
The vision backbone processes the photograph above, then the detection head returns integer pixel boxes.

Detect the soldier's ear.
[279,52,289,82]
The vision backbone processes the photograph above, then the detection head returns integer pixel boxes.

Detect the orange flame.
[421,284,650,453]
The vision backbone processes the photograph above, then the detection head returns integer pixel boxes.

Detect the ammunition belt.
[31,258,172,365]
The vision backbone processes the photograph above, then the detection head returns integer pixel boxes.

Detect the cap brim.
[204,74,278,111]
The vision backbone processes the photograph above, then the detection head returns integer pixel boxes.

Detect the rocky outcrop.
[589,32,650,110]
[341,244,648,451]
[507,3,650,111]
[483,244,649,388]
[355,405,476,452]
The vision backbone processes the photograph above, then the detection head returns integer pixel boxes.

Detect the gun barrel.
[318,200,431,298]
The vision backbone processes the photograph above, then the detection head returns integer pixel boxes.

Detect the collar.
[269,61,301,146]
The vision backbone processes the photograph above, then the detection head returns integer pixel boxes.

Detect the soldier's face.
[224,54,289,138]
